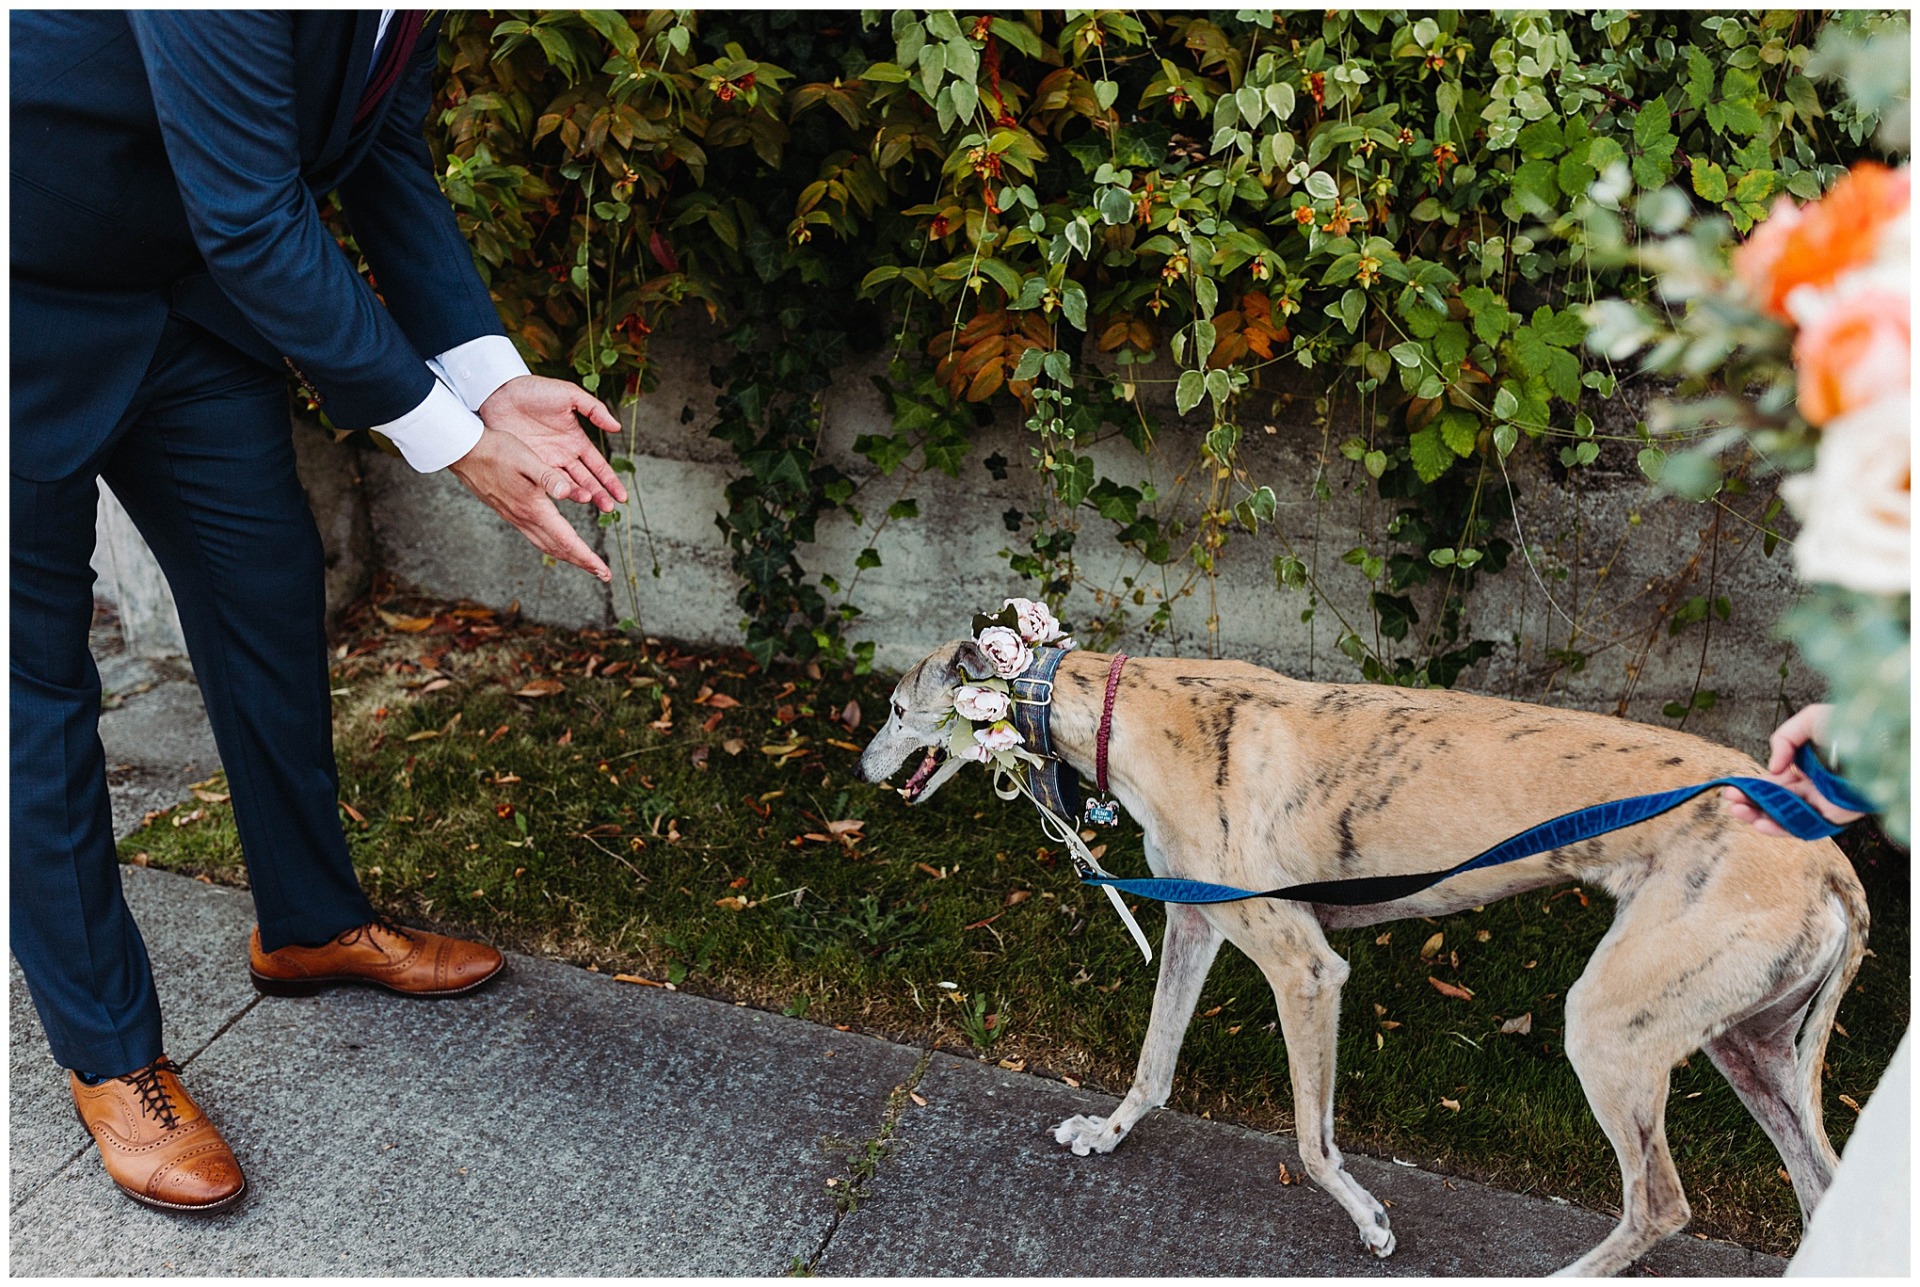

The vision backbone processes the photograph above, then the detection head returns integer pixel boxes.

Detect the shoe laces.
[119,1057,182,1129]
[335,914,414,949]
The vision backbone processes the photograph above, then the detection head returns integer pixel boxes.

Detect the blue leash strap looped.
[1086,743,1868,909]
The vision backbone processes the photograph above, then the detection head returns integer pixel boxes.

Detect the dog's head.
[851,639,995,804]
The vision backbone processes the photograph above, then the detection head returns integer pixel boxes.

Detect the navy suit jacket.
[10,10,506,481]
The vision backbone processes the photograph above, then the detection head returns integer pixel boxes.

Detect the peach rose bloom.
[1792,274,1911,426]
[1781,393,1911,595]
[1732,162,1911,320]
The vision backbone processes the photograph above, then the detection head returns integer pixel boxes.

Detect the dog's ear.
[949,639,992,684]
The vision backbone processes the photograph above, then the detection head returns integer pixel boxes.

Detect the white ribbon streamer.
[992,766,1153,964]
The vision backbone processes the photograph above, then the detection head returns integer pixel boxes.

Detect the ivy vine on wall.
[422,10,1888,681]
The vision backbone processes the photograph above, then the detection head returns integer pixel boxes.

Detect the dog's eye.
[892,701,906,720]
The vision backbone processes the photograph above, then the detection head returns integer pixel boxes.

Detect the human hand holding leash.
[476,374,628,512]
[447,426,614,583]
[1722,703,1866,836]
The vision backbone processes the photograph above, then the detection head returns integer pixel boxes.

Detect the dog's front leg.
[1254,925,1396,1258]
[1054,899,1223,1155]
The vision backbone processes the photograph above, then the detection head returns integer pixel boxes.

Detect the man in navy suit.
[12,11,627,1212]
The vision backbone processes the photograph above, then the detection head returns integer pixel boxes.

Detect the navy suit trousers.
[11,316,375,1075]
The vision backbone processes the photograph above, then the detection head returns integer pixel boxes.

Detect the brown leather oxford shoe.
[71,1056,246,1214]
[248,917,505,998]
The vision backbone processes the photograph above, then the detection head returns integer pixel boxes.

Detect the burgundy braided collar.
[1095,653,1128,795]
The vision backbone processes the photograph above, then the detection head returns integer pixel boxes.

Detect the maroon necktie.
[354,11,426,127]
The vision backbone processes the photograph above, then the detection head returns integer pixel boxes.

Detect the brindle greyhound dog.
[854,640,1867,1277]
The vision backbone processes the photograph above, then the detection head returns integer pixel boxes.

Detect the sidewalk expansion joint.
[794,1046,934,1275]
[8,992,264,1216]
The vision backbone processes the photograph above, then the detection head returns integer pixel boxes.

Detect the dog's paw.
[1360,1210,1396,1259]
[1052,1114,1127,1156]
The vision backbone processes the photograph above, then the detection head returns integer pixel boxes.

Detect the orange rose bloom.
[1731,162,1910,320]
[1793,283,1911,425]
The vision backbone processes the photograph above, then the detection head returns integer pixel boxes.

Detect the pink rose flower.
[1003,596,1067,645]
[973,720,1023,752]
[953,684,1012,724]
[975,626,1033,678]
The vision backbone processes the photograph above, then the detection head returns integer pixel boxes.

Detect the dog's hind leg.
[1554,931,1695,1277]
[1703,996,1837,1223]
[1053,900,1222,1155]
[1248,915,1395,1258]
[1703,895,1856,1224]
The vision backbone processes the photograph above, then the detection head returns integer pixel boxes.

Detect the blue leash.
[1084,744,1872,909]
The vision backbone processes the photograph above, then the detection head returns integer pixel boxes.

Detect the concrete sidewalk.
[9,866,1782,1277]
[10,615,1783,1276]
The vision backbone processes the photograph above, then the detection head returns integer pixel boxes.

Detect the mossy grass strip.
[124,600,1909,1256]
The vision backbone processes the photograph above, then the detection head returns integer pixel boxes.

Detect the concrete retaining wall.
[95,317,1816,753]
[362,317,1815,753]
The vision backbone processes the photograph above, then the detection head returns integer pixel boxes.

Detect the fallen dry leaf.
[404,729,440,742]
[701,712,724,733]
[1839,1094,1862,1113]
[339,801,366,823]
[1420,932,1445,961]
[839,700,862,730]
[417,678,452,695]
[729,876,750,889]
[704,692,740,709]
[690,745,710,770]
[1277,1161,1297,1185]
[1427,976,1474,1001]
[915,862,945,880]
[613,973,664,987]
[1204,1006,1223,1018]
[1375,931,1391,945]
[129,852,151,867]
[1475,929,1491,943]
[191,788,231,804]
[171,808,205,828]
[722,738,746,756]
[556,728,573,747]
[1500,1013,1533,1035]
[1004,890,1031,907]
[378,609,435,633]
[714,895,748,911]
[909,1092,927,1107]
[1439,1097,1461,1113]
[997,1058,1026,1072]
[826,738,864,752]
[515,678,565,698]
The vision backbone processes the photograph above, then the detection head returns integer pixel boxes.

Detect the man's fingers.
[572,388,622,435]
[574,440,628,505]
[559,459,609,509]
[522,495,610,581]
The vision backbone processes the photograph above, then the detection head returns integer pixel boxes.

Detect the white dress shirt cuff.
[371,378,484,473]
[428,334,531,413]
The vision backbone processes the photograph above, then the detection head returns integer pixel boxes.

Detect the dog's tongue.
[902,748,940,795]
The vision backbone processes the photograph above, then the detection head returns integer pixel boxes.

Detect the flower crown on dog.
[901,598,1074,798]
[912,598,1156,964]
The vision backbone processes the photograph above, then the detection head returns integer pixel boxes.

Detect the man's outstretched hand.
[447,376,629,583]
[477,375,628,511]
[1720,703,1867,837]
[447,433,617,583]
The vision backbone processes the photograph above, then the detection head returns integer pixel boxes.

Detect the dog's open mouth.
[899,745,966,805]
